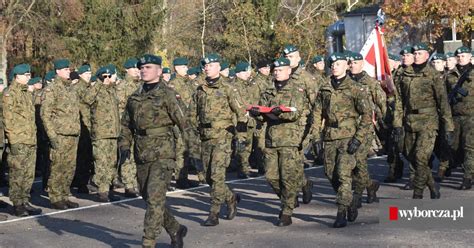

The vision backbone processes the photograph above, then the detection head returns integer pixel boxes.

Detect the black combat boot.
[302,180,313,204]
[403,180,414,190]
[14,204,28,217]
[367,181,380,203]
[65,200,79,208]
[170,224,187,248]
[459,178,472,190]
[124,188,140,198]
[112,178,125,189]
[77,185,90,194]
[226,193,241,220]
[203,212,219,226]
[96,192,110,202]
[237,171,249,179]
[383,175,397,183]
[24,202,42,215]
[347,195,359,222]
[176,178,191,189]
[276,214,292,227]
[333,205,347,228]
[50,201,68,210]
[430,183,441,199]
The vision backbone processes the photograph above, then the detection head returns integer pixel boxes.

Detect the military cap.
[96,65,115,76]
[77,64,91,74]
[454,46,471,55]
[220,61,230,71]
[445,52,455,58]
[162,67,171,74]
[432,53,446,61]
[349,52,363,61]
[28,77,42,85]
[400,46,414,55]
[282,44,298,55]
[311,55,324,64]
[235,62,251,73]
[137,54,162,67]
[328,52,348,63]
[173,57,188,66]
[44,70,56,82]
[54,59,70,70]
[123,58,139,69]
[229,68,236,78]
[12,64,31,76]
[256,59,272,69]
[203,54,221,64]
[187,67,200,76]
[273,58,291,67]
[388,53,400,61]
[413,42,429,52]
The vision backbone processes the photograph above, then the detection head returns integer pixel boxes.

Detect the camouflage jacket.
[40,76,81,140]
[189,77,246,141]
[3,81,37,145]
[83,82,121,140]
[394,64,454,132]
[450,63,473,116]
[312,76,372,142]
[71,78,92,130]
[166,74,194,108]
[116,75,140,115]
[291,66,320,111]
[351,71,387,122]
[119,81,200,165]
[252,73,271,94]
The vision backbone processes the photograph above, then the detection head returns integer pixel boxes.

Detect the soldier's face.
[15,73,31,85]
[401,54,414,66]
[273,66,291,81]
[236,71,251,81]
[28,85,34,92]
[34,83,43,90]
[204,62,221,79]
[431,60,446,72]
[163,73,171,82]
[220,68,229,77]
[349,60,364,74]
[80,71,92,83]
[457,53,472,66]
[56,68,70,80]
[285,52,301,68]
[446,57,457,70]
[314,61,325,71]
[140,64,162,83]
[331,60,348,78]
[414,50,429,65]
[174,65,188,77]
[126,68,140,78]
[258,66,270,76]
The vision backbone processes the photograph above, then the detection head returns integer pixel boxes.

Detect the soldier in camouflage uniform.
[394,43,454,199]
[348,52,385,205]
[311,53,372,228]
[0,78,6,192]
[116,58,141,197]
[41,59,81,210]
[250,58,306,226]
[71,64,94,194]
[119,54,200,248]
[3,64,42,217]
[188,54,245,226]
[233,61,262,178]
[448,46,473,190]
[309,55,327,79]
[82,65,121,202]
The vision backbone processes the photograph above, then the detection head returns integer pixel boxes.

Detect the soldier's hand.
[236,121,248,132]
[445,131,454,147]
[347,138,361,154]
[119,148,131,165]
[271,107,282,116]
[391,127,404,144]
[236,139,248,153]
[249,107,261,117]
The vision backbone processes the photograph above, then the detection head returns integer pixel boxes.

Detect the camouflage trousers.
[73,126,94,188]
[92,138,117,193]
[353,134,375,195]
[385,126,405,178]
[404,130,437,195]
[264,146,303,216]
[8,144,36,206]
[48,135,79,203]
[236,127,254,174]
[202,135,235,215]
[173,127,187,180]
[324,138,357,207]
[120,142,138,189]
[137,159,180,242]
[429,127,450,171]
[450,116,464,168]
[452,116,474,179]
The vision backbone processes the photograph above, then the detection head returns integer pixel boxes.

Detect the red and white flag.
[360,23,394,94]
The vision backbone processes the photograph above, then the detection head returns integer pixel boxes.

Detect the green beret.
[400,46,414,55]
[44,71,56,82]
[203,53,221,64]
[282,44,298,55]
[229,68,236,78]
[12,64,31,76]
[187,67,201,76]
[123,58,139,69]
[96,65,116,77]
[137,54,162,67]
[106,64,117,74]
[28,77,42,85]
[220,61,230,71]
[162,67,171,74]
[388,53,400,61]
[77,65,91,74]
[235,62,251,73]
[454,46,471,55]
[328,52,348,63]
[413,42,429,52]
[445,52,455,58]
[349,52,363,61]
[432,53,446,61]
[173,57,188,66]
[256,59,272,69]
[273,58,291,67]
[54,59,70,70]
[311,55,324,64]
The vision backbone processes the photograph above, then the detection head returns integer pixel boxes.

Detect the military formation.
[0,43,473,248]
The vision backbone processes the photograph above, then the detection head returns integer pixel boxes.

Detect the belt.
[199,120,233,129]
[409,107,437,114]
[135,126,172,136]
[326,119,356,128]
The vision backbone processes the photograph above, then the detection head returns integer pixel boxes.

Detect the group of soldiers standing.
[0,42,473,248]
